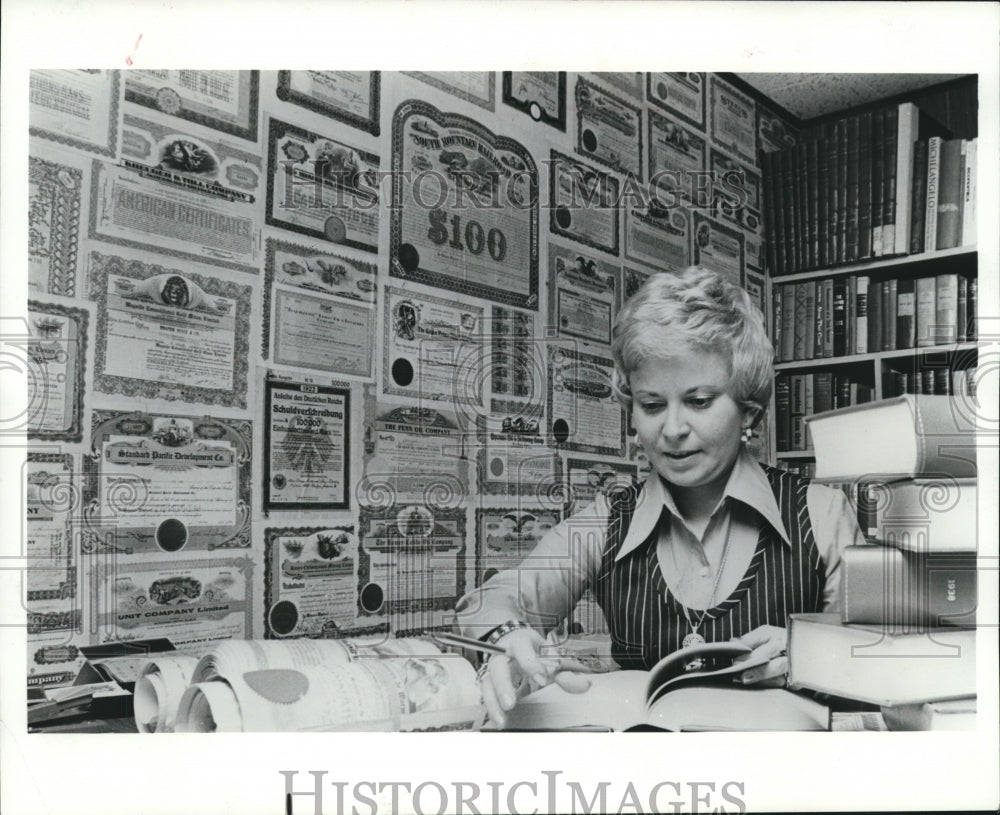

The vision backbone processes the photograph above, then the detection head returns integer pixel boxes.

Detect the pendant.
[682,632,706,649]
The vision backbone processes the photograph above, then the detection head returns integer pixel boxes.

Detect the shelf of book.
[775,340,980,372]
[769,245,975,284]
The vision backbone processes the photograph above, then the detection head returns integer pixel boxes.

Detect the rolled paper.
[174,681,242,733]
[134,655,200,733]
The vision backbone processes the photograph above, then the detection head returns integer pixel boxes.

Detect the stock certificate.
[356,506,466,634]
[710,148,761,213]
[360,391,470,508]
[82,410,252,555]
[90,555,253,648]
[264,525,366,638]
[266,118,380,253]
[624,203,690,274]
[565,457,637,513]
[757,103,799,154]
[489,305,545,415]
[125,70,259,141]
[92,116,262,271]
[548,242,620,347]
[88,251,251,408]
[263,237,376,376]
[502,72,566,130]
[592,72,643,100]
[276,70,380,136]
[29,150,86,297]
[390,100,539,309]
[647,72,706,130]
[647,108,708,206]
[475,507,560,583]
[402,71,496,110]
[26,453,81,668]
[26,301,88,442]
[574,76,642,178]
[744,271,767,324]
[547,345,625,457]
[476,412,561,499]
[549,150,620,255]
[382,286,484,403]
[29,69,120,157]
[693,212,746,287]
[264,380,349,511]
[709,76,758,165]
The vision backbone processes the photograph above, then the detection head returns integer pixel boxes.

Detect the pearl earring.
[741,427,753,444]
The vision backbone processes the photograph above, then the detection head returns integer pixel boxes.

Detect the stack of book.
[772,270,977,362]
[790,395,978,729]
[761,101,975,276]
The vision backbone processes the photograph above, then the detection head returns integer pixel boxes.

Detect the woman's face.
[629,345,750,503]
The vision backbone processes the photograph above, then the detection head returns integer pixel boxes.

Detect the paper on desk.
[134,655,200,733]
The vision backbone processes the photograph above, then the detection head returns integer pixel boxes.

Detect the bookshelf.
[768,243,978,463]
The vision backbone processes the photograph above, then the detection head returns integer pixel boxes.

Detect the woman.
[455,266,865,727]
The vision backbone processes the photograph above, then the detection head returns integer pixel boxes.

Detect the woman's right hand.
[478,627,592,729]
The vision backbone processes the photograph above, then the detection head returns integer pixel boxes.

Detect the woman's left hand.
[731,625,788,688]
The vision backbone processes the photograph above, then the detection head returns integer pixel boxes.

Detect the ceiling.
[733,73,967,120]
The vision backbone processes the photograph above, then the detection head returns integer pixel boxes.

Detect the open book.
[499,641,830,732]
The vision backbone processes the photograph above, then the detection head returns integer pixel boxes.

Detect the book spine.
[774,375,791,452]
[868,280,883,353]
[893,102,920,255]
[846,275,857,357]
[822,279,834,358]
[909,139,928,254]
[840,547,977,627]
[813,372,834,414]
[857,112,873,259]
[956,275,968,344]
[896,277,916,350]
[789,374,806,451]
[780,282,796,361]
[967,277,977,340]
[924,136,942,251]
[795,141,809,271]
[881,105,899,255]
[817,136,830,268]
[803,280,817,360]
[835,119,849,264]
[936,139,965,251]
[792,283,808,361]
[882,278,898,352]
[761,150,778,275]
[772,283,783,356]
[844,116,860,263]
[870,109,885,256]
[961,138,977,246]
[832,278,848,357]
[933,368,951,395]
[935,273,959,344]
[855,275,870,354]
[803,373,815,449]
[812,279,824,359]
[806,139,820,270]
[915,276,937,347]
[781,148,797,273]
[770,149,787,276]
[826,129,840,266]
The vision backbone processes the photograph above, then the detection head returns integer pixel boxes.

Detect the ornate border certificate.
[574,76,643,178]
[647,72,707,130]
[549,150,620,256]
[709,76,758,165]
[29,152,85,297]
[475,507,561,584]
[502,72,566,130]
[276,70,381,136]
[26,301,88,442]
[83,410,252,556]
[547,345,625,457]
[87,251,251,409]
[475,413,562,499]
[547,242,620,347]
[390,99,539,309]
[266,117,380,253]
[693,212,746,288]
[624,203,691,275]
[402,72,495,110]
[29,69,120,157]
[647,108,708,207]
[264,379,350,512]
[125,70,259,141]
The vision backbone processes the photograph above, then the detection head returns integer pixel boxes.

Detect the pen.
[431,632,507,657]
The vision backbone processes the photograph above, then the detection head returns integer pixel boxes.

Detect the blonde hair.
[611,266,773,425]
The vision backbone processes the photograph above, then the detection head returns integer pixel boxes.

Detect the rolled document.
[134,654,200,733]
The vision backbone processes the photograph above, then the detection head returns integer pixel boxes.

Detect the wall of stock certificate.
[25,69,797,689]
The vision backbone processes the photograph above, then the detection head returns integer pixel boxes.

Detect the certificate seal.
[155,87,182,115]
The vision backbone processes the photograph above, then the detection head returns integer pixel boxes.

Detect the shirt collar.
[617,446,791,561]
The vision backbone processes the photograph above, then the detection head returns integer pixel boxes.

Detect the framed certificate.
[276,70,380,136]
